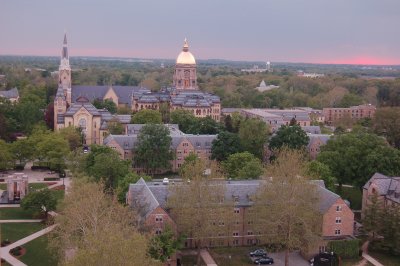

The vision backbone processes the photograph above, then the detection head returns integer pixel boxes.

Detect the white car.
[163,178,169,185]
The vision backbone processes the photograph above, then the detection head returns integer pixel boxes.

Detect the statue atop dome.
[173,38,197,90]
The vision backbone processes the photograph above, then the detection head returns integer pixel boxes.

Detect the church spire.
[62,32,69,60]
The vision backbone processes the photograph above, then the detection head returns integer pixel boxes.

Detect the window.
[234,208,240,214]
[248,220,253,225]
[335,229,341,235]
[336,205,342,212]
[247,231,253,235]
[156,229,162,235]
[79,118,87,133]
[232,232,239,236]
[155,215,163,222]
[319,246,327,253]
[233,239,239,245]
[218,221,225,226]
[335,217,342,224]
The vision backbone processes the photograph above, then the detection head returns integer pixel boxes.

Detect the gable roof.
[363,173,400,203]
[64,102,101,116]
[128,179,344,220]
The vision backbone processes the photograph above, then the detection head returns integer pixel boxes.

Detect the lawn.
[181,255,201,266]
[210,247,256,266]
[368,250,400,266]
[19,234,59,266]
[0,222,45,242]
[0,183,49,191]
[0,207,37,220]
[335,185,362,210]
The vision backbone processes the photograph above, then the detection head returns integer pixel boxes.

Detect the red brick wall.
[322,198,354,237]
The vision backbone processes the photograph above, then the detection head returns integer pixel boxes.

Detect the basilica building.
[54,34,220,144]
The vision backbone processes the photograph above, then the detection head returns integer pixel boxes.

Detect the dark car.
[310,252,338,266]
[254,257,274,265]
[250,249,268,257]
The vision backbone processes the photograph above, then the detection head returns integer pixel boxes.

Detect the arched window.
[79,118,87,133]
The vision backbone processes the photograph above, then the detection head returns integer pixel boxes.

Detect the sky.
[1,0,400,65]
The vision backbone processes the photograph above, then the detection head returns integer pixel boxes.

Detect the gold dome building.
[173,39,197,90]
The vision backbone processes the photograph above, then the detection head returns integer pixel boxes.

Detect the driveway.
[250,251,309,266]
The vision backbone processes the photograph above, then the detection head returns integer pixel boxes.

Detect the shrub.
[43,177,60,181]
[328,239,360,259]
[10,246,22,256]
[14,164,25,170]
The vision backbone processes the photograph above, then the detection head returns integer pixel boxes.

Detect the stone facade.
[6,173,29,203]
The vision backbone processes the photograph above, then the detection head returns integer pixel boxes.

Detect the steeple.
[62,32,69,60]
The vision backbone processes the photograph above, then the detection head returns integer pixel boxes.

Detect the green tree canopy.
[86,146,130,189]
[59,126,82,151]
[170,109,197,133]
[148,227,184,263]
[373,107,400,148]
[222,152,263,179]
[21,189,57,216]
[317,132,400,187]
[269,124,309,151]
[211,131,242,161]
[306,161,336,191]
[238,118,269,159]
[131,109,162,124]
[93,98,117,114]
[187,116,221,135]
[11,138,34,165]
[135,124,173,174]
[0,140,13,170]
[107,118,125,135]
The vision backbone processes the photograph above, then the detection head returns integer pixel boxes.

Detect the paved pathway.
[0,204,20,208]
[200,249,218,266]
[0,224,57,266]
[355,240,384,266]
[0,219,42,223]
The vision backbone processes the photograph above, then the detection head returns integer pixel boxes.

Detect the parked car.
[254,257,274,265]
[163,178,169,185]
[310,252,338,266]
[249,249,267,257]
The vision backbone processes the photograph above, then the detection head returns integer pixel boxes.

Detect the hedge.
[328,239,360,259]
[43,177,60,181]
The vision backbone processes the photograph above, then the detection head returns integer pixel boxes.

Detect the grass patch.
[0,223,45,242]
[29,183,49,191]
[19,234,58,266]
[368,250,400,266]
[0,207,37,220]
[335,186,362,210]
[210,246,256,266]
[0,183,6,190]
[181,255,199,266]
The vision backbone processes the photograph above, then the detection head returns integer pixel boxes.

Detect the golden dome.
[176,38,196,65]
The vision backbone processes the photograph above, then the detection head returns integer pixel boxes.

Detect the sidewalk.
[0,219,42,223]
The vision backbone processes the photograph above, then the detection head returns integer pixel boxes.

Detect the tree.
[34,132,70,170]
[107,117,125,135]
[211,131,242,161]
[187,116,221,135]
[269,124,309,151]
[224,115,233,132]
[21,189,57,217]
[92,98,117,114]
[238,118,269,159]
[373,107,400,148]
[306,161,336,191]
[116,173,151,204]
[11,138,33,165]
[362,193,382,240]
[51,180,160,266]
[317,132,400,187]
[131,109,162,124]
[0,140,13,170]
[148,227,184,263]
[59,127,82,151]
[253,148,321,266]
[170,109,197,133]
[168,159,233,264]
[159,102,170,123]
[222,152,263,179]
[135,124,173,174]
[87,148,130,189]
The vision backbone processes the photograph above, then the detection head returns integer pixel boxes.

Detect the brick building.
[128,178,354,262]
[322,104,376,125]
[362,173,400,216]
[104,124,216,173]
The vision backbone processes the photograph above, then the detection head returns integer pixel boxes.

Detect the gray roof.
[64,102,101,116]
[71,85,148,106]
[128,179,342,220]
[0,87,19,99]
[302,126,321,134]
[126,124,181,136]
[115,115,132,124]
[307,134,332,148]
[171,91,220,108]
[363,173,400,203]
